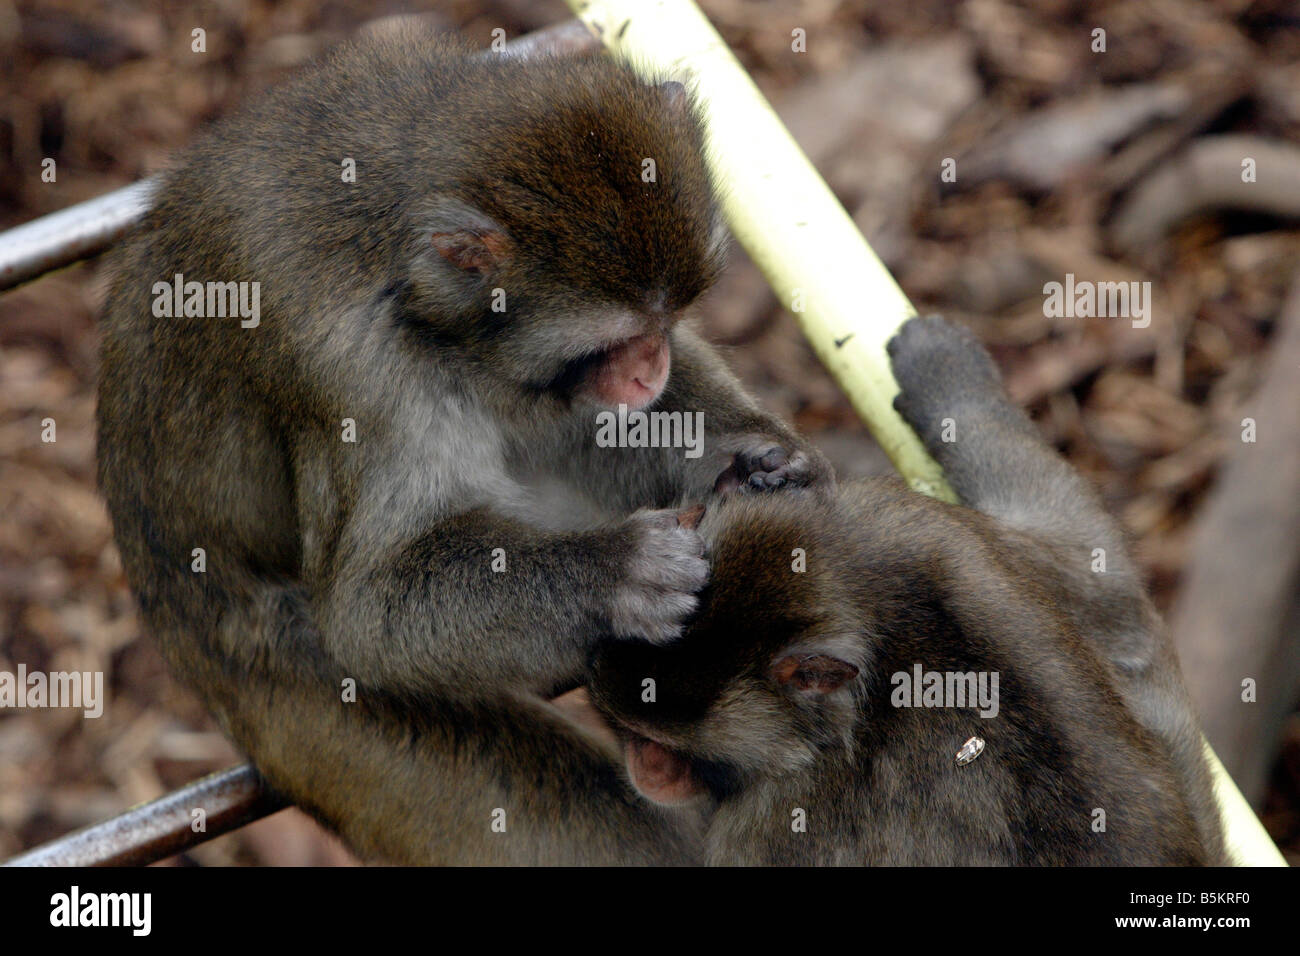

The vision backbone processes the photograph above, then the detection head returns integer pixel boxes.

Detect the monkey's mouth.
[615,721,688,768]
[544,333,671,410]
[620,728,737,802]
[546,346,609,396]
[626,735,688,770]
[622,726,678,753]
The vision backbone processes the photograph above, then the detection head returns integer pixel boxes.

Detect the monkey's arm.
[563,324,834,510]
[669,324,834,493]
[309,506,706,695]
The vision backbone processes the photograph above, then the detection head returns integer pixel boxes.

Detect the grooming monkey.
[590,316,1226,865]
[96,28,831,864]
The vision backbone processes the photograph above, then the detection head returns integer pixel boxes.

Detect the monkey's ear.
[771,653,859,694]
[422,196,512,276]
[625,738,706,806]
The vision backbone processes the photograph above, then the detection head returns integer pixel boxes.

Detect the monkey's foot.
[887,314,1004,442]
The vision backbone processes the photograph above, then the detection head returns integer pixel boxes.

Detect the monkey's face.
[410,223,721,414]
[589,493,869,806]
[408,199,718,412]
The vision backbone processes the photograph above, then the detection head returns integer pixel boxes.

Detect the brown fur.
[590,316,1226,865]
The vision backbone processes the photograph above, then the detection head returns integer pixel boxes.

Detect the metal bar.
[0,179,155,292]
[3,764,284,867]
[0,19,599,295]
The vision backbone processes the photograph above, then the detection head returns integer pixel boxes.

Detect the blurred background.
[1,0,1297,864]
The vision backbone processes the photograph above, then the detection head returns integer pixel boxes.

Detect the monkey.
[95,26,832,865]
[589,315,1227,865]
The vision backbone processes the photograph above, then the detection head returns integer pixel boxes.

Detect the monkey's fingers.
[607,509,710,644]
[717,445,831,496]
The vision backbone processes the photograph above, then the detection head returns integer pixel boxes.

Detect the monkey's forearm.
[637,325,832,501]
[314,506,705,694]
[664,325,798,440]
[312,510,626,694]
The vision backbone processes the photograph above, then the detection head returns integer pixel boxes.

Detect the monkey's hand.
[713,444,834,497]
[607,508,709,644]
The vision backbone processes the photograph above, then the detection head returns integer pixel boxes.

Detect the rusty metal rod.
[3,764,284,867]
[0,18,599,295]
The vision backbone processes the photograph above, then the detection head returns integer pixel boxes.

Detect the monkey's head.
[590,491,876,806]
[403,55,727,412]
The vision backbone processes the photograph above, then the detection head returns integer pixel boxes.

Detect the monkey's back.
[852,479,1208,864]
[701,479,1213,865]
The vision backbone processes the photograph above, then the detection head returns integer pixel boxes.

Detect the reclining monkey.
[589,315,1226,865]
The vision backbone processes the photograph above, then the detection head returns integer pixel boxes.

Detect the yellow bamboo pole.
[564,0,1286,867]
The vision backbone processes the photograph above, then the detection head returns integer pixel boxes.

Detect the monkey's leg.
[885,315,1159,676]
[887,316,1225,860]
[187,649,701,865]
[887,315,1120,550]
[143,543,701,863]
